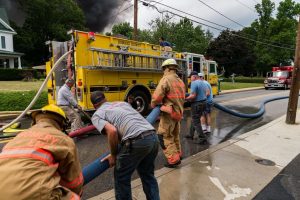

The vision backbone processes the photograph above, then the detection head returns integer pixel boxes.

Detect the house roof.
[0,50,24,57]
[0,8,16,33]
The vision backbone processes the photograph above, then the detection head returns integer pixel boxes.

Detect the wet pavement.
[92,107,300,200]
[0,89,299,199]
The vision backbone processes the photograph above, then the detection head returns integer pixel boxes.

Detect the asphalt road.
[1,88,299,199]
[81,88,299,199]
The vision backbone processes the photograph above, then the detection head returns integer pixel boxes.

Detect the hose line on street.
[0,50,73,132]
[213,95,295,118]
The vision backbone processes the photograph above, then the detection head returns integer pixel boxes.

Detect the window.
[1,36,6,49]
[192,56,201,72]
[209,63,216,74]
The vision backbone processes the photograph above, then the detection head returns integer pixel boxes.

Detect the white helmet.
[161,59,179,70]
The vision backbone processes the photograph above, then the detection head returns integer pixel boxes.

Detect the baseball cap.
[198,72,204,77]
[189,71,198,77]
[91,91,106,105]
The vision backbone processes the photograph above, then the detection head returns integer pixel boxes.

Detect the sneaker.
[184,135,194,139]
[164,160,181,168]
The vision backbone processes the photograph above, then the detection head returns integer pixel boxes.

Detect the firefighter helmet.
[161,59,180,70]
[30,104,67,127]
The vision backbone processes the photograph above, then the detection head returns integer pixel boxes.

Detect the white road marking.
[209,176,252,200]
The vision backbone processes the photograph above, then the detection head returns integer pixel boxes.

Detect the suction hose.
[213,95,295,118]
[82,106,161,185]
[0,50,73,132]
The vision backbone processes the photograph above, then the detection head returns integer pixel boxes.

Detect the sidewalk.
[89,110,300,200]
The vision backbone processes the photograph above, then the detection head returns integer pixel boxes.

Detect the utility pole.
[286,18,300,124]
[133,0,138,40]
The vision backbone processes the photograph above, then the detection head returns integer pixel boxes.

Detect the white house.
[0,8,23,69]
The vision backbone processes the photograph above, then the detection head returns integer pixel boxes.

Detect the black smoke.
[76,0,133,32]
[0,0,133,32]
[0,0,25,26]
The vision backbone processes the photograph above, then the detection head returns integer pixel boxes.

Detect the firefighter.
[90,91,160,200]
[0,104,83,200]
[57,78,83,132]
[151,58,185,168]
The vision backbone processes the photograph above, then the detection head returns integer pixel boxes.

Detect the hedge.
[0,91,48,111]
[0,68,45,81]
[221,76,265,83]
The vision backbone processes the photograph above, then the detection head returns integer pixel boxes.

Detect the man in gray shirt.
[91,91,160,200]
[57,79,83,132]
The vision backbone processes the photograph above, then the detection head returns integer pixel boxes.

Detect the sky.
[116,0,285,37]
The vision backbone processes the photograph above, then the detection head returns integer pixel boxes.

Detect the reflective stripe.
[60,173,84,189]
[70,193,80,200]
[152,93,163,103]
[0,148,54,165]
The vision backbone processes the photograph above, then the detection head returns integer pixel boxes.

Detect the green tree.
[12,0,86,66]
[207,30,256,77]
[110,16,212,54]
[111,22,133,39]
[253,0,276,75]
[268,0,300,65]
[250,0,299,74]
[149,16,213,53]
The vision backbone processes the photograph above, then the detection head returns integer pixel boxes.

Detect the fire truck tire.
[131,90,150,116]
[265,87,269,90]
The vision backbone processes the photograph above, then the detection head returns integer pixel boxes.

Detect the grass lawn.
[0,81,46,91]
[0,81,264,92]
[220,82,263,90]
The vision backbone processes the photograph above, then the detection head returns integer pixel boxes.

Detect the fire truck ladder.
[82,47,185,72]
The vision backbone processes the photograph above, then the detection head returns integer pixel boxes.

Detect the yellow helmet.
[30,104,67,126]
[161,59,179,70]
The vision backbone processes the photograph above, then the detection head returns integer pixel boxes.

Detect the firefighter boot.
[164,153,181,168]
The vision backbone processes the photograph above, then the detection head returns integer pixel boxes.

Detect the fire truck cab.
[264,66,293,90]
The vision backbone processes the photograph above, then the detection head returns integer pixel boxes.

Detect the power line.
[142,0,295,49]
[196,0,293,48]
[140,0,295,51]
[111,3,134,24]
[111,0,128,25]
[197,0,246,28]
[233,0,257,13]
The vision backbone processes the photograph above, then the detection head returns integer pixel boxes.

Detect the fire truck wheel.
[131,90,149,116]
[265,87,269,90]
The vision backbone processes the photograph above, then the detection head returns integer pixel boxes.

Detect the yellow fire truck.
[46,30,218,115]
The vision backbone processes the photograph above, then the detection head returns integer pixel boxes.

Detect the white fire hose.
[0,50,72,132]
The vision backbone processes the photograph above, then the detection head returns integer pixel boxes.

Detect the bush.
[0,91,48,111]
[0,69,45,81]
[221,76,265,83]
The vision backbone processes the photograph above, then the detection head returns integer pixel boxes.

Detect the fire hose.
[0,50,73,132]
[81,106,161,185]
[213,95,298,118]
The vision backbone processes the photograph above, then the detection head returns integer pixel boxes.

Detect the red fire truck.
[264,66,293,90]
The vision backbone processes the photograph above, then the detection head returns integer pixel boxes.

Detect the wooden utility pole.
[134,0,138,40]
[286,18,300,124]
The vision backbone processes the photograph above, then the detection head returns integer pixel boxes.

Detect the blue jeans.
[114,132,160,200]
